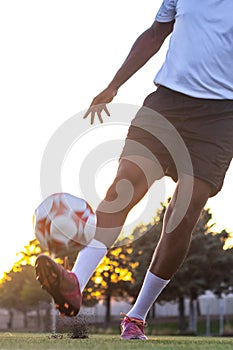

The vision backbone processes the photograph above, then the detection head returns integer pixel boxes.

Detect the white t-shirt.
[154,0,233,99]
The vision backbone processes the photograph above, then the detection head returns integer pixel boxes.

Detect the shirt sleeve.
[155,0,177,22]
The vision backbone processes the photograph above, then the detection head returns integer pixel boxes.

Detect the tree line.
[0,202,232,333]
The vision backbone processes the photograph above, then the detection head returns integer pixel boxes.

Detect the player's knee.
[166,195,208,235]
[104,173,144,214]
[176,176,211,227]
[105,179,120,203]
[103,160,150,214]
[181,193,209,231]
[189,183,211,214]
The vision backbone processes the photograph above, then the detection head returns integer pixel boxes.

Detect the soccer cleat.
[35,254,82,317]
[120,313,148,340]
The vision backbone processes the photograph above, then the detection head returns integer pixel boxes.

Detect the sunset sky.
[0,1,232,279]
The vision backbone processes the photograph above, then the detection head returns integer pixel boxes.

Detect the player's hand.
[83,87,118,124]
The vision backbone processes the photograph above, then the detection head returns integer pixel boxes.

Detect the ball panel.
[35,196,53,221]
[83,213,96,244]
[81,207,92,221]
[50,215,77,244]
[61,193,87,213]
[35,229,48,250]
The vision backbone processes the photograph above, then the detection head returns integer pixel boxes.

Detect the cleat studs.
[64,303,69,309]
[70,311,75,317]
[55,304,59,309]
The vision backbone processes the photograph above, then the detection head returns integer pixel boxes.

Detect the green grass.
[0,333,233,350]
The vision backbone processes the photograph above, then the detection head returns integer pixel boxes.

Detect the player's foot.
[120,313,148,340]
[35,254,82,317]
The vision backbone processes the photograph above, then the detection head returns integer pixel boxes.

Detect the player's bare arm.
[83,20,174,124]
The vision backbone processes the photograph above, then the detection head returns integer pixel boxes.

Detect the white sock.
[72,238,107,292]
[127,270,170,321]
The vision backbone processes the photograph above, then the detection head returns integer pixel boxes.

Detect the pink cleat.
[120,313,148,340]
[35,254,82,317]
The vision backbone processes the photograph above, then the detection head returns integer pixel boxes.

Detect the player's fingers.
[97,111,103,124]
[91,111,95,125]
[104,105,110,117]
[83,108,91,119]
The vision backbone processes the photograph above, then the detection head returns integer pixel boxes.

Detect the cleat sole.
[35,255,79,317]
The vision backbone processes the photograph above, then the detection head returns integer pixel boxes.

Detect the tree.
[81,205,164,324]
[83,245,137,325]
[123,206,164,301]
[0,264,50,329]
[19,265,51,328]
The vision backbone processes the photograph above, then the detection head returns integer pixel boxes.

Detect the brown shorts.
[120,86,233,196]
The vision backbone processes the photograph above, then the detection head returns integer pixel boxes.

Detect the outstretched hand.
[83,87,118,124]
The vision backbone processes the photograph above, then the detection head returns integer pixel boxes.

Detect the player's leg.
[36,156,163,316]
[72,157,163,292]
[96,156,163,246]
[124,175,211,324]
[150,175,211,278]
[121,91,233,339]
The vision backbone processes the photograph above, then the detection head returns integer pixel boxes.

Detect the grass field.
[0,333,233,350]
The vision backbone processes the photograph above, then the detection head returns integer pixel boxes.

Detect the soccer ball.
[34,193,96,256]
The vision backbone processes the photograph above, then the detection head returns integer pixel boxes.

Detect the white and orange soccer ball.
[34,193,96,256]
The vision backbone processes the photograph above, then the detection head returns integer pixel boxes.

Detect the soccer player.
[36,0,233,340]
